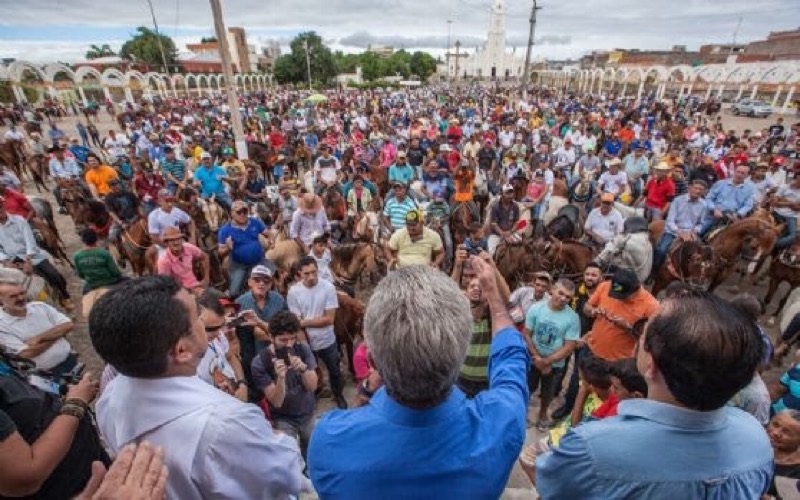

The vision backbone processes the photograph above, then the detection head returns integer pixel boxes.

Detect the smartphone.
[28,374,61,395]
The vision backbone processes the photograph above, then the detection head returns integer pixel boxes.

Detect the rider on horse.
[597,216,653,283]
[653,179,708,275]
[697,164,755,240]
[771,165,800,261]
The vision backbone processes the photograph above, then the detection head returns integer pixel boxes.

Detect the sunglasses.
[234,208,249,215]
[251,276,271,283]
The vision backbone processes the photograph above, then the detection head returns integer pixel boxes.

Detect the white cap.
[199,151,212,159]
[502,183,514,192]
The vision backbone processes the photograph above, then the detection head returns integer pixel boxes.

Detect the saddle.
[779,243,800,268]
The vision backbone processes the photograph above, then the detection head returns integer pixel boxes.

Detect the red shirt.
[268,131,285,149]
[644,177,676,210]
[134,173,165,202]
[2,188,31,218]
[591,393,620,419]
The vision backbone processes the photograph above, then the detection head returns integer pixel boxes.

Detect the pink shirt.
[353,343,370,383]
[157,242,202,288]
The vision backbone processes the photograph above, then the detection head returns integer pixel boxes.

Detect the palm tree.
[85,44,116,60]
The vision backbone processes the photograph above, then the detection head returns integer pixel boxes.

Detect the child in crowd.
[591,358,648,419]
[462,222,488,256]
[548,353,612,447]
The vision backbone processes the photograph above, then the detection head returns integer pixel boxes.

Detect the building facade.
[455,0,526,80]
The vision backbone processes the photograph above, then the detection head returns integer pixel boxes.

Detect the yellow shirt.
[84,165,119,196]
[388,227,443,267]
[193,145,204,163]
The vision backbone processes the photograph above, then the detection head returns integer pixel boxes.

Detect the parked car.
[732,99,772,117]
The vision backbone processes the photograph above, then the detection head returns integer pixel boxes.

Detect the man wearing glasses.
[218,200,273,297]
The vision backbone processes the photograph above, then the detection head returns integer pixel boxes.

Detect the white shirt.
[197,335,236,388]
[584,207,624,243]
[104,135,130,158]
[97,375,303,499]
[0,302,71,370]
[309,248,334,283]
[147,207,191,238]
[766,169,787,188]
[3,129,24,141]
[554,147,577,168]
[499,131,515,148]
[598,170,629,194]
[0,214,44,263]
[287,280,338,351]
[314,155,341,184]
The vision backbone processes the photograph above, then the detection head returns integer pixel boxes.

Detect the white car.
[732,99,772,118]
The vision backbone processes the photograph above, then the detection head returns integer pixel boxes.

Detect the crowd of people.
[0,83,799,498]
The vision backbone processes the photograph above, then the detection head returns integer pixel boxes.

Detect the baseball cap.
[250,265,273,279]
[200,151,212,159]
[502,183,514,193]
[397,151,407,158]
[405,209,424,224]
[600,192,615,203]
[533,271,552,283]
[606,158,622,167]
[158,188,174,199]
[217,297,241,312]
[608,268,641,300]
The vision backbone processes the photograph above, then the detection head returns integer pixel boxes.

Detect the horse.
[26,155,48,192]
[764,243,800,317]
[323,187,347,242]
[449,202,475,249]
[533,237,595,281]
[707,217,783,292]
[494,240,538,291]
[650,240,715,297]
[330,242,384,289]
[28,197,71,268]
[0,140,25,180]
[117,218,152,276]
[334,291,365,377]
[246,142,272,181]
[266,239,305,294]
[59,180,91,227]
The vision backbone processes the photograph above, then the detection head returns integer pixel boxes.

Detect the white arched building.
[457,0,525,80]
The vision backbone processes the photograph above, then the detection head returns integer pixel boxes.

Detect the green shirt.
[459,316,492,383]
[73,247,122,291]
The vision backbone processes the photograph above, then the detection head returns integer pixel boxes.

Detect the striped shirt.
[383,196,418,231]
[161,159,187,182]
[459,317,492,383]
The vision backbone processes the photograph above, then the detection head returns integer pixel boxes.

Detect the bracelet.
[63,398,90,411]
[59,403,86,420]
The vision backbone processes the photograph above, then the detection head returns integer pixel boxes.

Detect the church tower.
[486,0,506,60]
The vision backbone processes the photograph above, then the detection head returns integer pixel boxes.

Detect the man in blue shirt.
[603,133,623,159]
[309,260,529,499]
[217,200,271,296]
[193,151,233,211]
[699,164,755,238]
[532,292,773,498]
[653,179,708,274]
[388,151,415,186]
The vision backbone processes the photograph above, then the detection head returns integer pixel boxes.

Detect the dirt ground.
[1,107,794,494]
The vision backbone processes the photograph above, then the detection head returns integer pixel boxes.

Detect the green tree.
[120,26,178,72]
[200,36,218,43]
[409,51,437,81]
[85,44,116,60]
[273,32,337,85]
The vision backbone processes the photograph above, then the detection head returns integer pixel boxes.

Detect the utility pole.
[209,0,248,160]
[521,0,542,98]
[145,0,171,78]
[303,40,312,90]
[454,41,462,84]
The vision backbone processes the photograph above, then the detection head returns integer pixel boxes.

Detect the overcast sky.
[1,0,798,63]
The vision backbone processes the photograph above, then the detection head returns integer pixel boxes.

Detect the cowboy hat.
[301,193,322,213]
[654,162,671,171]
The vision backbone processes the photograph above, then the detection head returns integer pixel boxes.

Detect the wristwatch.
[358,379,375,399]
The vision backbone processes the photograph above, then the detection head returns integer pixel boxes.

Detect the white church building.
[447,0,526,80]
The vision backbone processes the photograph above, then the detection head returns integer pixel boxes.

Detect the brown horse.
[494,240,537,291]
[450,202,474,249]
[59,180,91,227]
[708,217,782,291]
[651,240,715,297]
[764,243,800,316]
[246,142,272,181]
[0,141,25,180]
[334,291,365,376]
[26,155,48,192]
[323,187,347,242]
[118,218,151,276]
[331,242,384,288]
[533,237,595,281]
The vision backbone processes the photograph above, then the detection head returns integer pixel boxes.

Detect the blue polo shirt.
[604,139,623,157]
[308,327,530,499]
[217,218,267,265]
[235,290,286,321]
[194,165,227,197]
[536,399,773,498]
